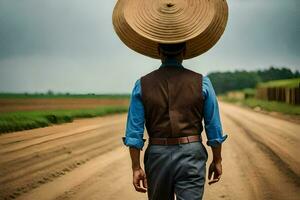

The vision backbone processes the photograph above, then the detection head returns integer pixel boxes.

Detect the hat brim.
[113,0,228,59]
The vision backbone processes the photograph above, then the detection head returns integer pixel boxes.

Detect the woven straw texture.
[113,0,228,59]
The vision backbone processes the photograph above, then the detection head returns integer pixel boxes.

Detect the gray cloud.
[0,0,299,93]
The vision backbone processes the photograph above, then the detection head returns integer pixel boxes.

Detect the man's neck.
[160,57,183,68]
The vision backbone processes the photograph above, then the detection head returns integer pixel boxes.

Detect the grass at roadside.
[0,93,130,99]
[257,78,300,88]
[0,106,128,134]
[220,97,300,116]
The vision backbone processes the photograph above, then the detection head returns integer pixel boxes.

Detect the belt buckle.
[178,137,183,144]
[186,136,190,143]
[178,136,189,144]
[164,138,168,145]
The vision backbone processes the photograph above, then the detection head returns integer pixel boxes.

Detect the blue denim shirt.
[123,60,228,149]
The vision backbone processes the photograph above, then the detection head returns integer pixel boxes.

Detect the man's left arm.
[122,79,147,193]
[129,147,147,193]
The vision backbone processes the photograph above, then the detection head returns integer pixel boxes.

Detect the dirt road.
[0,102,299,200]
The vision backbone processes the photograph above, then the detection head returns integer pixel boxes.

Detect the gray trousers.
[144,141,208,200]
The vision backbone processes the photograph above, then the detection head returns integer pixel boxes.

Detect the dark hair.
[158,42,186,57]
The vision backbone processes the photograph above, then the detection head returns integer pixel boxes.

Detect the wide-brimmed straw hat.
[112,0,228,59]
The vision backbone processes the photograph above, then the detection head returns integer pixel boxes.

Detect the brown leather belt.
[149,135,202,145]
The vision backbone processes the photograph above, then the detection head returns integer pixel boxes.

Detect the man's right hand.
[208,160,222,185]
[132,167,148,193]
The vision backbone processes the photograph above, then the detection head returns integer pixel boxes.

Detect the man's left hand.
[132,167,148,193]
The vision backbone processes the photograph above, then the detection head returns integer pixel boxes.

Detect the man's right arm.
[202,76,227,184]
[209,145,223,184]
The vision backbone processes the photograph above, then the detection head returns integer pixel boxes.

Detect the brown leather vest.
[141,66,204,138]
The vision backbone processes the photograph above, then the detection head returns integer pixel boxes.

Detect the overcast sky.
[0,0,299,94]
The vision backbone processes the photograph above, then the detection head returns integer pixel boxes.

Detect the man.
[112,0,229,199]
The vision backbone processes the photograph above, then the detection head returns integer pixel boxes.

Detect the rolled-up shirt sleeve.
[202,76,228,147]
[122,79,146,150]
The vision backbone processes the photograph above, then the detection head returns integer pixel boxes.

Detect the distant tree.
[257,66,296,82]
[207,66,299,94]
[294,70,300,78]
[208,71,260,94]
[47,90,54,96]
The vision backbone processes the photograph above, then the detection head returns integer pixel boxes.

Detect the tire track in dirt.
[0,114,125,145]
[54,149,147,200]
[14,147,127,200]
[0,119,124,155]
[0,124,123,166]
[220,102,300,179]
[224,113,300,187]
[204,109,273,200]
[1,142,121,200]
[0,134,120,186]
[210,102,300,200]
[0,114,127,200]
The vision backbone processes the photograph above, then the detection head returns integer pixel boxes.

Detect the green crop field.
[257,78,300,88]
[0,93,130,99]
[0,92,131,134]
[0,106,128,134]
[220,97,300,116]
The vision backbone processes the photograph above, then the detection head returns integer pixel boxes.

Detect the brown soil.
[0,102,299,200]
[0,98,129,113]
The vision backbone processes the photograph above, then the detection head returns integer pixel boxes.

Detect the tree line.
[207,66,300,94]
